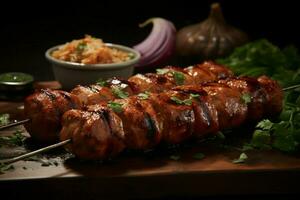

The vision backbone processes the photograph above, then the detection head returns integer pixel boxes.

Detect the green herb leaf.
[232,153,248,164]
[251,130,272,149]
[193,153,205,160]
[256,119,274,130]
[111,86,129,99]
[219,39,300,153]
[0,130,26,147]
[96,78,108,87]
[182,99,192,106]
[170,93,200,106]
[170,96,192,106]
[241,93,251,104]
[137,91,150,100]
[190,93,200,98]
[272,122,298,152]
[156,68,169,75]
[216,131,225,140]
[241,143,254,151]
[108,101,123,113]
[0,113,10,126]
[170,96,183,105]
[173,71,185,85]
[169,155,181,161]
[76,42,87,52]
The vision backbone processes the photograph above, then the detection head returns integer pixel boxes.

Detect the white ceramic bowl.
[45,43,140,90]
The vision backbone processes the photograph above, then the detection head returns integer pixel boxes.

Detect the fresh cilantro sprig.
[241,93,252,104]
[232,153,248,164]
[156,68,169,75]
[137,91,150,100]
[96,78,108,87]
[76,42,87,52]
[170,96,193,106]
[173,71,185,85]
[170,93,200,106]
[217,39,300,153]
[0,130,26,147]
[169,154,181,161]
[156,69,185,85]
[111,86,129,99]
[107,101,123,113]
[0,113,10,126]
[193,152,205,160]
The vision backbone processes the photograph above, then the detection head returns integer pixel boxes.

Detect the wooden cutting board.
[0,82,300,199]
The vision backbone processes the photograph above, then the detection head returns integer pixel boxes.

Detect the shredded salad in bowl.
[51,35,133,65]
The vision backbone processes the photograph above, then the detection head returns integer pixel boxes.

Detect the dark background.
[1,0,300,81]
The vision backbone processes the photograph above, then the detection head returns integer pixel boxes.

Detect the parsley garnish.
[232,153,248,164]
[170,93,200,106]
[156,68,169,75]
[0,130,26,147]
[216,131,225,140]
[170,96,192,106]
[272,121,298,152]
[96,78,108,87]
[216,39,300,153]
[108,101,123,113]
[193,153,205,160]
[250,115,300,152]
[156,69,185,85]
[190,93,200,98]
[76,42,87,52]
[112,86,129,99]
[169,155,181,161]
[256,119,274,130]
[173,71,185,85]
[137,91,150,100]
[0,113,10,126]
[251,129,272,150]
[241,93,251,104]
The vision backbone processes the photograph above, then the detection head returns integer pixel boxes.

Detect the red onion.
[133,18,176,69]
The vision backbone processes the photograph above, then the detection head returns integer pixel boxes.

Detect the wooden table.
[0,84,300,199]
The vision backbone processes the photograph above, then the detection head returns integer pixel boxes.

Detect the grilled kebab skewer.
[23,61,233,143]
[59,75,283,160]
[0,75,284,164]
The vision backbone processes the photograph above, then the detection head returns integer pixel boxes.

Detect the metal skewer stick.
[0,119,30,131]
[2,84,300,166]
[0,139,71,165]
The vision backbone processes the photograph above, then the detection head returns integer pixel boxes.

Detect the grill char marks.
[41,89,57,101]
[218,76,283,121]
[60,75,283,160]
[24,89,81,143]
[24,61,241,145]
[128,61,234,93]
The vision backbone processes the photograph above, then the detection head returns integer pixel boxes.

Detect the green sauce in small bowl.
[0,72,34,100]
[0,72,34,85]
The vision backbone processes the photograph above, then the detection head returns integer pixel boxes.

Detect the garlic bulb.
[176,3,248,60]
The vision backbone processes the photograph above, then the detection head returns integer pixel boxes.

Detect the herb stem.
[283,84,300,91]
